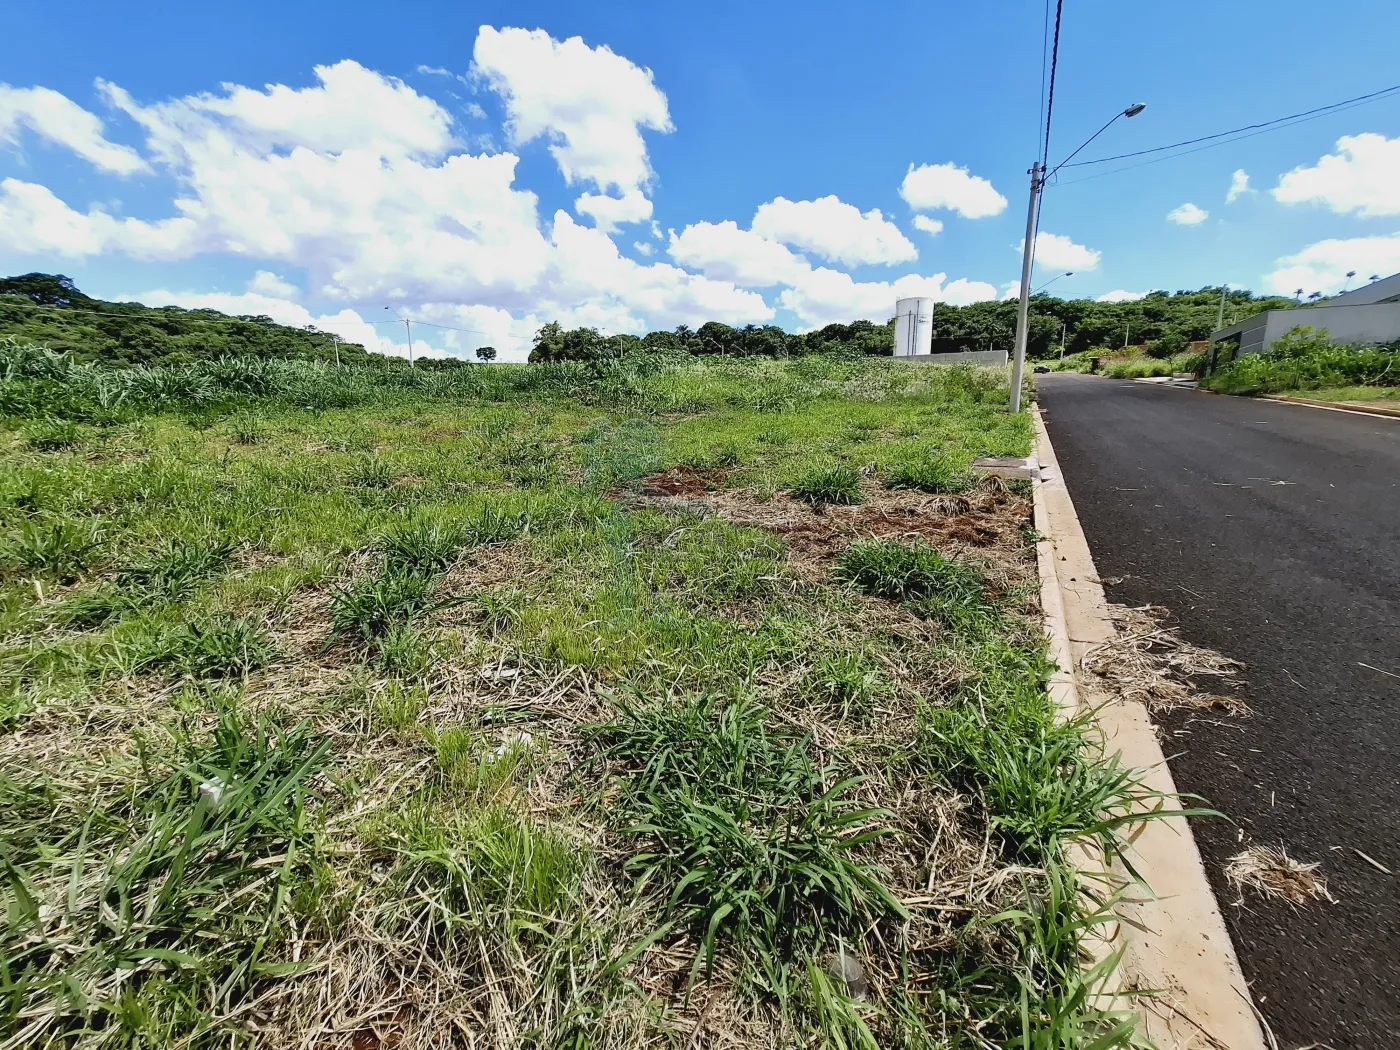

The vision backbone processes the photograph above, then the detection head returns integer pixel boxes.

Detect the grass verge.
[0,348,1162,1048]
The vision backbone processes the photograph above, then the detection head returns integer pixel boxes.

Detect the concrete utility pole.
[1217,285,1227,331]
[1009,161,1042,414]
[330,334,341,366]
[1008,102,1144,412]
[1059,321,1067,359]
[385,307,415,367]
[1124,323,1130,349]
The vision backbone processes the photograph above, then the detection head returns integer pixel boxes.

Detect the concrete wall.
[896,349,1009,366]
[1211,304,1400,357]
[1262,304,1400,349]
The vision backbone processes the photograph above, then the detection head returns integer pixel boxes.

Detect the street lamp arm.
[1044,103,1145,181]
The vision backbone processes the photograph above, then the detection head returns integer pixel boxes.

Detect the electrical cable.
[1048,89,1400,188]
[1040,0,1064,171]
[1060,82,1400,169]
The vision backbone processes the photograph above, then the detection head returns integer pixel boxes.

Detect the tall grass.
[1202,327,1399,395]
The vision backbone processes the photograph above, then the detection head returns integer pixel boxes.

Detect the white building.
[1208,272,1400,360]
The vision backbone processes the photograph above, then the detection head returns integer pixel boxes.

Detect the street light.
[1033,272,1073,295]
[385,307,414,367]
[1010,103,1146,412]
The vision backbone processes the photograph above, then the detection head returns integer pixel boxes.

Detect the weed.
[372,621,437,678]
[25,418,81,451]
[834,538,991,628]
[884,454,972,494]
[349,456,395,488]
[379,521,468,574]
[116,536,236,600]
[330,565,435,641]
[2,516,104,580]
[148,614,276,678]
[595,693,904,978]
[791,463,864,506]
[801,651,889,716]
[0,706,329,1046]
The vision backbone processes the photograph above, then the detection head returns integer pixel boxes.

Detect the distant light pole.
[1059,321,1067,360]
[1216,285,1228,331]
[329,333,341,366]
[1011,102,1145,412]
[385,307,414,367]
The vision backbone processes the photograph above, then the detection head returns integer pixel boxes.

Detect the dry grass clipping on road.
[1225,845,1337,906]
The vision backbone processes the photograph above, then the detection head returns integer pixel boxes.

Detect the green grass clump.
[834,538,991,629]
[25,418,82,451]
[790,463,863,506]
[147,615,275,678]
[2,516,104,580]
[884,454,972,494]
[800,650,890,716]
[0,706,329,1046]
[330,565,436,641]
[594,693,904,979]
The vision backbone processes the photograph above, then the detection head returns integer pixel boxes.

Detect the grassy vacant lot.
[1,347,1154,1049]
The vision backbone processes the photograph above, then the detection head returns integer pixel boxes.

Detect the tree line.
[0,273,371,366]
[530,287,1305,363]
[3,272,1307,367]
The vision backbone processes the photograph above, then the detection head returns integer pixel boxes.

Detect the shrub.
[1202,327,1399,395]
[790,464,863,506]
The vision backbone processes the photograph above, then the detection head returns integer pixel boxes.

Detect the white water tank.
[893,297,934,357]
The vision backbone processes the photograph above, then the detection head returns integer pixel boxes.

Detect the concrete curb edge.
[1031,405,1269,1050]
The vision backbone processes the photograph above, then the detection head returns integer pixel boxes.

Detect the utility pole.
[1059,321,1067,360]
[1123,323,1130,349]
[385,307,414,367]
[1009,161,1042,413]
[1216,285,1227,331]
[330,333,341,366]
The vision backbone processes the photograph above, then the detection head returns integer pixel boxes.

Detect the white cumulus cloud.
[574,188,653,233]
[1273,133,1400,218]
[1016,231,1101,271]
[912,215,943,236]
[751,195,916,267]
[900,162,1007,219]
[1167,202,1209,226]
[0,84,148,174]
[1226,169,1252,204]
[778,268,995,329]
[1265,232,1400,296]
[471,25,671,196]
[1095,289,1150,303]
[247,270,298,298]
[667,220,810,288]
[0,54,769,337]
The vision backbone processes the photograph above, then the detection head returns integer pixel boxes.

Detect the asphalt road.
[1037,375,1399,1050]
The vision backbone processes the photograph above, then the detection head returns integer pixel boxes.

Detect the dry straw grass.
[1082,603,1251,716]
[1224,845,1336,906]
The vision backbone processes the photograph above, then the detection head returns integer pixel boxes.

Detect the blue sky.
[3,0,1399,360]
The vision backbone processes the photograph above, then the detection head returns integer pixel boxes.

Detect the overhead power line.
[1056,82,1400,172]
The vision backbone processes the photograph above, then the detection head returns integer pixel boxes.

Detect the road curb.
[1032,406,1268,1050]
[1257,394,1400,419]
